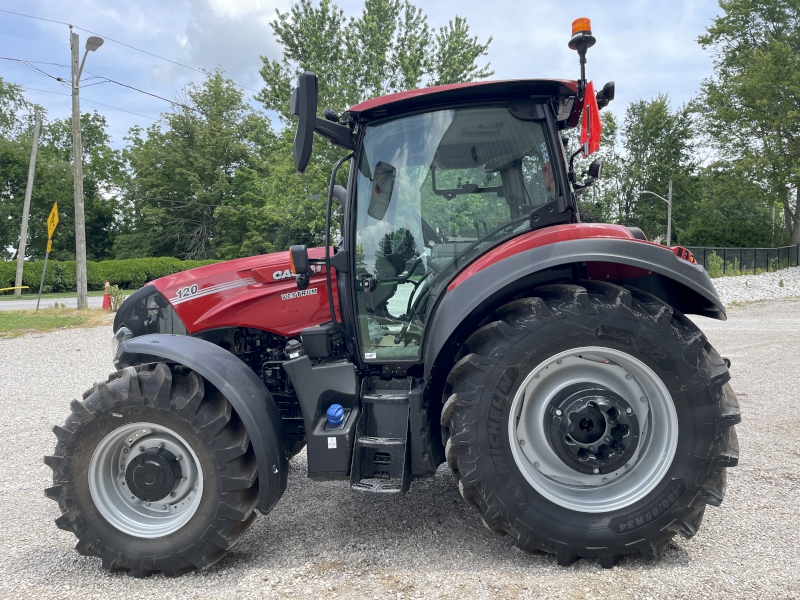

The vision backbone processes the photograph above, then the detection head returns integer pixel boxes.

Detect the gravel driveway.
[0,300,798,599]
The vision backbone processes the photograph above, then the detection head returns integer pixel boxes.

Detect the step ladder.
[350,376,411,494]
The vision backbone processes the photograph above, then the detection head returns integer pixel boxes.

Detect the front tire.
[441,282,740,567]
[45,364,261,577]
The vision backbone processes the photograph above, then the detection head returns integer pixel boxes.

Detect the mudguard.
[115,334,288,514]
[423,235,725,378]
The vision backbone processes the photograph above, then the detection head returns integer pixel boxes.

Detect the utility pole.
[14,113,42,298]
[667,177,673,247]
[71,26,88,309]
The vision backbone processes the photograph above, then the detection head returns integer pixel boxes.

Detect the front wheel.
[45,364,261,577]
[441,282,740,567]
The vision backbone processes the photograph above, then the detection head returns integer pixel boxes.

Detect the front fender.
[423,237,725,379]
[115,334,287,514]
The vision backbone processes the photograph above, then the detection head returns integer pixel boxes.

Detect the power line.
[6,55,247,128]
[20,86,158,121]
[0,8,261,94]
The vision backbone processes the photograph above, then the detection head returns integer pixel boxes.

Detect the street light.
[640,178,673,247]
[69,27,104,309]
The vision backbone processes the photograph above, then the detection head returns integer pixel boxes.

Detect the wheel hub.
[547,384,639,475]
[125,447,182,502]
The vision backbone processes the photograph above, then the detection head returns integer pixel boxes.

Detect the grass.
[0,308,112,338]
[0,289,135,301]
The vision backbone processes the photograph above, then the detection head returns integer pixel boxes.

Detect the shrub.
[0,257,219,294]
[707,252,724,278]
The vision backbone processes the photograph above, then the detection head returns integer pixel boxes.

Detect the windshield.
[354,105,559,361]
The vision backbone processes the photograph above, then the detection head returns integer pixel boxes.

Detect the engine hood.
[143,247,337,337]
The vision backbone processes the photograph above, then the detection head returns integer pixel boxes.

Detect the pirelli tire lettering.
[281,288,318,301]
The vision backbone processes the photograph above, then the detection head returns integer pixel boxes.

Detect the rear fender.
[115,334,288,514]
[423,237,725,380]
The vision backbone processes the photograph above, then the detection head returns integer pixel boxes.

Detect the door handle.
[362,275,377,312]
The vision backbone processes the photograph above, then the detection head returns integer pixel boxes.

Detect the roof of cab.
[346,78,580,121]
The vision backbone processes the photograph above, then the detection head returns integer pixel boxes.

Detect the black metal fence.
[685,244,800,277]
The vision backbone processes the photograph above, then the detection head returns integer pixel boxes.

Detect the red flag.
[580,81,602,157]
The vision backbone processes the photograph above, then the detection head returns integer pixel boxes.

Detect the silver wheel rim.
[88,422,204,538]
[508,346,679,513]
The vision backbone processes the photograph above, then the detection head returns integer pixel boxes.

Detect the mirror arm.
[314,117,355,150]
[325,153,355,344]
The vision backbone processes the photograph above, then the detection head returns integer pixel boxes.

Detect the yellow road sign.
[47,202,59,238]
[46,239,52,254]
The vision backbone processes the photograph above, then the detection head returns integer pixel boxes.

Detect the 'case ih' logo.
[273,265,324,280]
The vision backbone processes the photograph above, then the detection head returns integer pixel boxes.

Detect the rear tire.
[441,282,740,567]
[45,363,261,577]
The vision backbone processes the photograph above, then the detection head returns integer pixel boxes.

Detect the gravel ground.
[713,265,800,306]
[1,300,798,599]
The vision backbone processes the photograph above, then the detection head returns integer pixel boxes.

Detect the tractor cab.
[289,72,609,367]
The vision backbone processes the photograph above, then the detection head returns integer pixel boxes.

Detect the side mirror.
[587,158,603,180]
[289,244,310,290]
[367,162,396,220]
[291,72,318,174]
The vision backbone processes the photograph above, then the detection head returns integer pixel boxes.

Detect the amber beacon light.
[569,17,596,50]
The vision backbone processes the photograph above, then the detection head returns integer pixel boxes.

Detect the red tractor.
[46,19,739,576]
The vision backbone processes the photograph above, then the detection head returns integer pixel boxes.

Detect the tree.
[0,76,121,262]
[682,160,781,247]
[698,0,800,243]
[258,0,493,120]
[117,70,268,260]
[602,96,699,242]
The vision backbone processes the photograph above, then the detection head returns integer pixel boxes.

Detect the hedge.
[0,258,218,294]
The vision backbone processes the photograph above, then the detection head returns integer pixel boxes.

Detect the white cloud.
[1,0,722,147]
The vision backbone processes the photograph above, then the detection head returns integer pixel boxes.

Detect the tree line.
[1,0,798,266]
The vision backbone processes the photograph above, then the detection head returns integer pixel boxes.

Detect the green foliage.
[0,258,217,294]
[698,0,800,243]
[0,77,124,262]
[258,0,493,119]
[682,160,783,247]
[707,252,724,278]
[108,284,126,311]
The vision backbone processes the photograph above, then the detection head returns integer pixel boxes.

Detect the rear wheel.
[45,364,261,577]
[441,282,740,567]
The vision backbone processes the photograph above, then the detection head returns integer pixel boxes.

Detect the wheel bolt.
[159,442,165,449]
[146,502,151,507]
[534,462,540,468]
[556,359,562,364]
[519,439,525,446]
[588,446,595,453]
[640,396,646,403]
[138,446,144,452]
[602,477,608,484]
[555,409,563,416]
[122,448,129,454]
[181,477,187,482]
[625,464,632,470]
[604,436,611,443]
[626,407,633,414]
[176,454,183,461]
[170,492,176,498]
[593,468,600,474]
[625,374,632,380]
[162,505,168,510]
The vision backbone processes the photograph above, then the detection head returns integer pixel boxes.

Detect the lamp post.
[641,178,673,247]
[70,27,104,309]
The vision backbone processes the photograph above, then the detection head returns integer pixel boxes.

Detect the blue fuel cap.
[326,404,345,427]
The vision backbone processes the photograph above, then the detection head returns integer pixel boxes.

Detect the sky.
[0,0,724,148]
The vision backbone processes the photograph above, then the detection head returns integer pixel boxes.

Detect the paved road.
[0,295,104,310]
[0,300,797,598]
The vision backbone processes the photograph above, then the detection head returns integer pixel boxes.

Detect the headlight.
[112,326,133,363]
